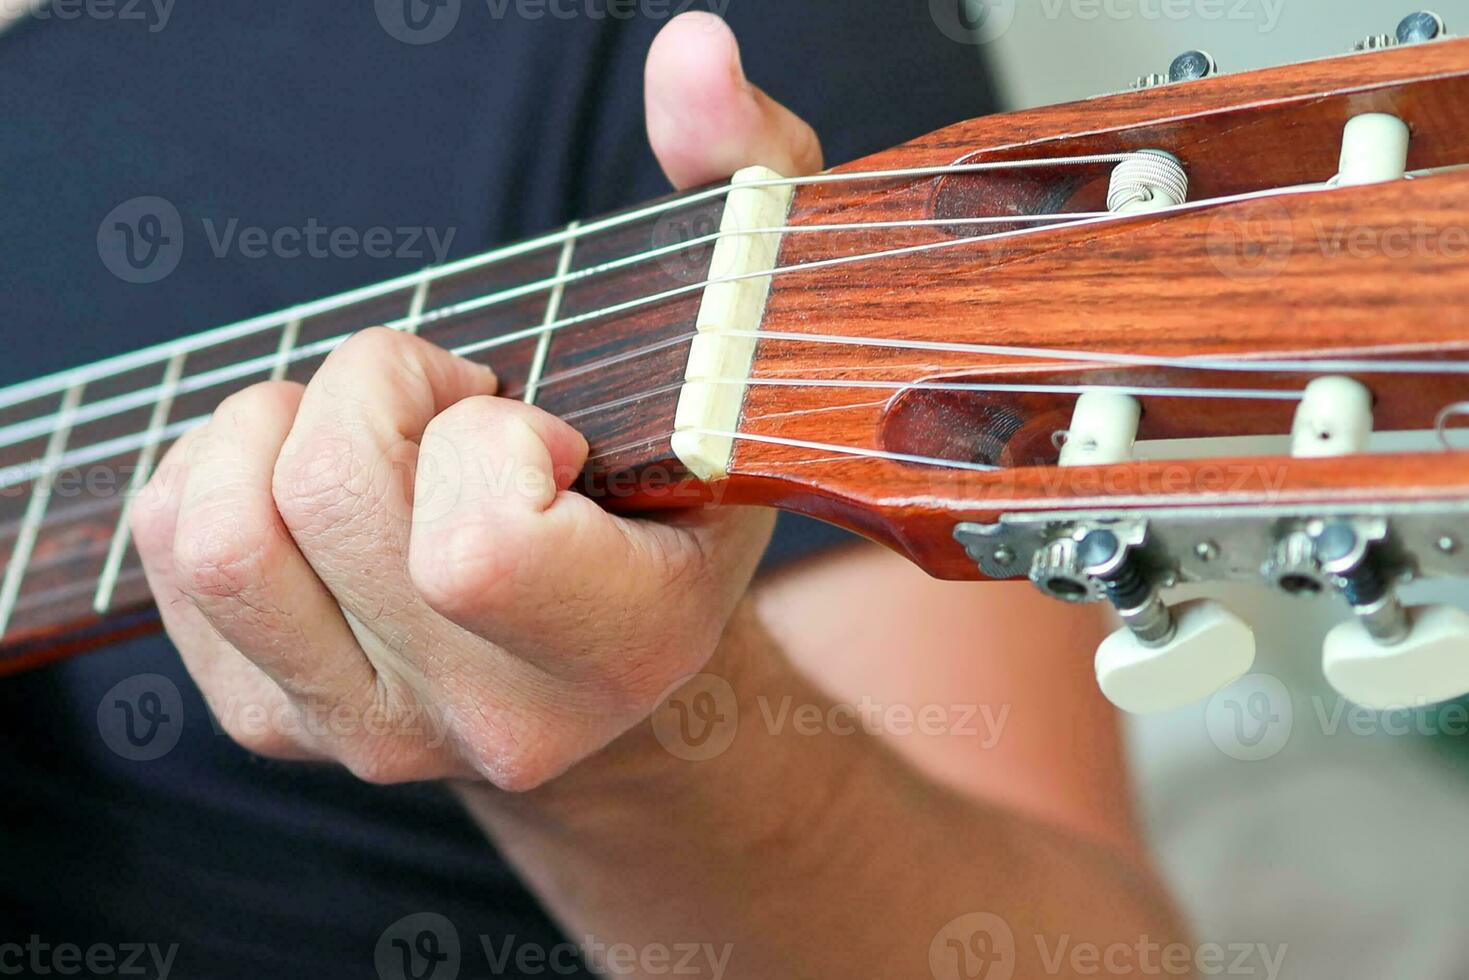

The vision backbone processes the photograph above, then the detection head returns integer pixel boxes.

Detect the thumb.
[645,12,824,190]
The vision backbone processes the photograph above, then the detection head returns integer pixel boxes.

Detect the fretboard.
[0,188,728,670]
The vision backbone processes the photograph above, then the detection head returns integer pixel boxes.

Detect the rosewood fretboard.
[0,190,726,673]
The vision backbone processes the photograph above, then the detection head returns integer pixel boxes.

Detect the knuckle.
[339,739,436,786]
[466,729,562,794]
[411,520,525,618]
[271,432,376,534]
[173,510,277,601]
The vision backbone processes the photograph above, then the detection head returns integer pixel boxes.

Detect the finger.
[170,382,378,710]
[131,427,320,760]
[408,396,771,691]
[645,12,823,189]
[272,328,497,643]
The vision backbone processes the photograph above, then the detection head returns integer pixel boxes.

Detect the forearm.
[455,603,1184,979]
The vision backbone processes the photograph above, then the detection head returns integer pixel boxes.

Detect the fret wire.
[405,279,430,336]
[525,220,579,405]
[0,213,1096,451]
[1,176,1455,480]
[270,319,302,382]
[0,178,1338,453]
[0,384,85,637]
[0,152,1169,415]
[94,353,186,614]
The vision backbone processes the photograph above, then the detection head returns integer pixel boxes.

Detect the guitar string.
[0,175,1358,453]
[0,153,1157,413]
[0,211,1111,452]
[555,375,1310,426]
[2,373,1460,550]
[2,332,1451,499]
[3,177,1466,489]
[3,279,1466,493]
[12,141,1432,430]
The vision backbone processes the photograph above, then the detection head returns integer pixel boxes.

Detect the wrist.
[457,599,837,844]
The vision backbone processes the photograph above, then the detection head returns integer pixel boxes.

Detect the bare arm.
[131,13,1183,980]
[455,548,1176,978]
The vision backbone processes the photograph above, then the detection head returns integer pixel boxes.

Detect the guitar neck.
[0,187,730,673]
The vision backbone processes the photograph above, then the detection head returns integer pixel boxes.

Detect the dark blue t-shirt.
[0,4,997,976]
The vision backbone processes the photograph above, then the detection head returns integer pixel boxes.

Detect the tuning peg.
[1096,599,1257,715]
[1052,527,1257,715]
[1058,391,1140,466]
[1323,605,1469,710]
[1134,50,1219,90]
[1335,114,1410,187]
[1397,10,1446,43]
[1356,11,1447,50]
[1290,376,1374,457]
[1169,50,1218,82]
[1283,519,1469,711]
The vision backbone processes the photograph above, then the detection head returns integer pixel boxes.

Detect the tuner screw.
[1398,10,1446,43]
[1195,540,1220,563]
[1028,536,1099,604]
[1316,521,1410,646]
[1436,535,1459,555]
[1263,529,1329,596]
[1080,530,1177,647]
[1169,50,1217,82]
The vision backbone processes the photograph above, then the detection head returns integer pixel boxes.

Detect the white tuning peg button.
[1290,376,1373,458]
[1059,391,1140,467]
[1336,113,1410,187]
[1096,599,1257,714]
[1322,605,1469,711]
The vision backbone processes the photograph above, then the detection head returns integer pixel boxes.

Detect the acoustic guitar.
[4,13,1467,718]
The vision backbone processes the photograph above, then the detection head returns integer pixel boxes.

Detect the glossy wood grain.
[727,37,1469,578]
[6,37,1469,671]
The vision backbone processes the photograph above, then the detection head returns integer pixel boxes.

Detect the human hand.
[132,11,822,790]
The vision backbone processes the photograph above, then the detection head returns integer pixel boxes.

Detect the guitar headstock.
[678,14,1469,714]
